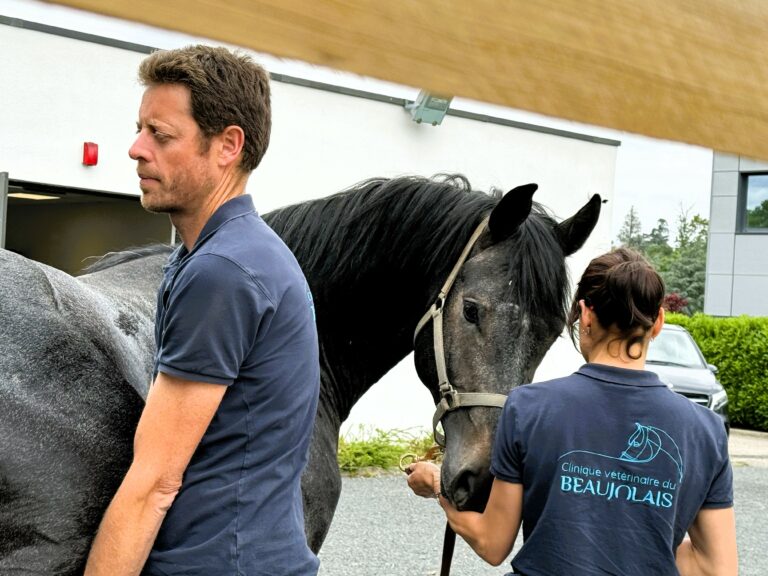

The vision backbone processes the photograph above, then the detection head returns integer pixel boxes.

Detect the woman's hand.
[404,461,441,498]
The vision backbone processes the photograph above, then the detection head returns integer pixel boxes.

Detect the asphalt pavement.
[318,428,768,575]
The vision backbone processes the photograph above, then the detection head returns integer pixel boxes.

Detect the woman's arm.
[675,507,738,576]
[440,478,523,566]
[405,462,522,566]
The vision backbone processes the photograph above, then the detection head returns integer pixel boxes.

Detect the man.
[85,45,320,576]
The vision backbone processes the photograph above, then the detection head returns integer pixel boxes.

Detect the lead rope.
[440,524,456,576]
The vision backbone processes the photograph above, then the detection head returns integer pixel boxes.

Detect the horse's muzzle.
[444,464,493,511]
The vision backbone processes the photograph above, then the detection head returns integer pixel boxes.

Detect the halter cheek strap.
[413,217,508,447]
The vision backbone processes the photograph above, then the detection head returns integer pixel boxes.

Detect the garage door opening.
[3,178,172,275]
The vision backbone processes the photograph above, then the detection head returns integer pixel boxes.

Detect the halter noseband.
[413,217,508,447]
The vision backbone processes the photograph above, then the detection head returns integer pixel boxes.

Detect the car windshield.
[647,329,706,368]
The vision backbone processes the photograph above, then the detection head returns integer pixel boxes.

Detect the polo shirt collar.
[197,194,256,244]
[167,195,256,266]
[577,363,667,388]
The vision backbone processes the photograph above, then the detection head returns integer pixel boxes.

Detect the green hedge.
[337,427,435,475]
[666,313,768,431]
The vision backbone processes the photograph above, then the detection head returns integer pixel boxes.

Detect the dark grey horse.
[0,175,599,573]
[0,248,164,572]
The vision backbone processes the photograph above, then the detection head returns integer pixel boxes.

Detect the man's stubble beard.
[140,180,192,215]
[140,195,181,215]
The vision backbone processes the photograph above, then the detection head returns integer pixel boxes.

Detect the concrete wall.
[706,152,768,316]
[1,18,619,432]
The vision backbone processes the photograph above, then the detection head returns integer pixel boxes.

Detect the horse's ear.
[488,183,538,243]
[556,194,602,256]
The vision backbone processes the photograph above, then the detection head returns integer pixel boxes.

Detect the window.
[647,328,705,369]
[741,174,768,232]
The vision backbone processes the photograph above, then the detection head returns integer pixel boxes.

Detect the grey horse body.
[0,249,165,574]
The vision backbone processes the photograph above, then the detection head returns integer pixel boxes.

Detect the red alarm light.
[83,142,98,166]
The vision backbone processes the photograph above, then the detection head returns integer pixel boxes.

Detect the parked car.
[646,324,730,434]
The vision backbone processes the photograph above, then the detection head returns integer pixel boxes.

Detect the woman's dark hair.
[567,248,665,359]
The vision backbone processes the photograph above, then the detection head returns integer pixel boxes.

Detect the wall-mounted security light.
[405,90,453,126]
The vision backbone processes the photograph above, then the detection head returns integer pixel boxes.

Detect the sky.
[2,0,715,245]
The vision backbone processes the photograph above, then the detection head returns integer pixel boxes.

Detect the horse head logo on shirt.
[559,422,684,483]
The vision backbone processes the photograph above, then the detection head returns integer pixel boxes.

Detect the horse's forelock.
[507,207,570,320]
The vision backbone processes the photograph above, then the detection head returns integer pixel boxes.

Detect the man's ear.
[217,125,245,168]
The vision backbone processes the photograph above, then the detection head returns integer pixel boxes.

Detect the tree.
[675,209,708,249]
[664,210,708,314]
[617,206,644,250]
[644,218,674,273]
[615,207,708,315]
[646,218,670,247]
[747,198,768,229]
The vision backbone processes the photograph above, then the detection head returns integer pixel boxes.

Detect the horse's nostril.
[451,469,479,510]
[448,467,493,512]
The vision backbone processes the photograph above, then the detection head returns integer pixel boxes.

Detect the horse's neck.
[270,181,495,425]
[307,237,462,425]
[316,316,417,425]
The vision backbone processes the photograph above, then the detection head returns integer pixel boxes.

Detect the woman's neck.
[585,337,648,370]
[587,348,647,370]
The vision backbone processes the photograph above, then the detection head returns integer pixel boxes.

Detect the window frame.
[737,172,768,234]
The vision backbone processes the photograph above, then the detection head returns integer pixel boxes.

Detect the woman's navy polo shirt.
[144,195,320,575]
[491,363,732,576]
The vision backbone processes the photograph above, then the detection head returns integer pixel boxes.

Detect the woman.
[407,248,737,575]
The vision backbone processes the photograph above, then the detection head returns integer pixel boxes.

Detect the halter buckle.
[439,382,458,409]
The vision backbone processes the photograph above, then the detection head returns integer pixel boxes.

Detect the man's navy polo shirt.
[144,195,320,576]
[491,363,732,576]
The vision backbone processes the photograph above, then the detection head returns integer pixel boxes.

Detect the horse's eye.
[463,301,479,324]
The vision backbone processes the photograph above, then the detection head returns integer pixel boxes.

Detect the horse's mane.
[265,174,569,317]
[81,244,173,274]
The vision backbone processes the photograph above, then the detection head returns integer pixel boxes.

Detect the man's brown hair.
[139,45,271,172]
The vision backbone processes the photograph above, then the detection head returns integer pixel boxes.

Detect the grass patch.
[338,427,438,476]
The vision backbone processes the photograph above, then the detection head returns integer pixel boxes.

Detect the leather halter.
[413,217,508,447]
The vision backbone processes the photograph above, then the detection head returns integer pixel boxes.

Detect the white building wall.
[705,152,768,317]
[0,23,144,194]
[1,20,618,434]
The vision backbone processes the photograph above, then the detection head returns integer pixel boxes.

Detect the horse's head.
[414,184,601,510]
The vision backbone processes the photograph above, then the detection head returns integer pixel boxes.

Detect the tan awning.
[49,0,768,159]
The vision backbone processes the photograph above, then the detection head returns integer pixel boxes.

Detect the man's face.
[129,84,216,214]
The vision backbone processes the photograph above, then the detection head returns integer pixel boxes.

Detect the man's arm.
[439,478,522,566]
[675,507,738,576]
[84,372,227,576]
